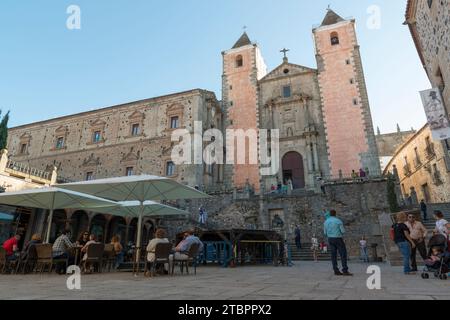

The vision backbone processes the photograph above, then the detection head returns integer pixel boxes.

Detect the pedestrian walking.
[294,225,301,250]
[311,235,319,262]
[420,200,428,221]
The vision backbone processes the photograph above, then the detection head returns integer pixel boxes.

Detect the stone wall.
[170,179,390,259]
[7,89,223,188]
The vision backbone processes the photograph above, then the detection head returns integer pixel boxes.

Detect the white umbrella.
[91,200,190,218]
[58,175,209,272]
[0,187,117,243]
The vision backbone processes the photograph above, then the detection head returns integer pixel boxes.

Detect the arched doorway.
[282,151,305,189]
[128,218,138,245]
[71,211,89,242]
[108,216,127,245]
[90,214,107,243]
[48,210,67,243]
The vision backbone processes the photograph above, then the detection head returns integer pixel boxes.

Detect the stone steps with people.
[289,243,332,261]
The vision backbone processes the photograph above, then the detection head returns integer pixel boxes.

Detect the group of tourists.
[270,179,294,195]
[2,229,125,274]
[392,210,449,275]
[351,168,370,180]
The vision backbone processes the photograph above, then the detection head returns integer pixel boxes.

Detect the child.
[359,236,369,263]
[321,241,328,254]
[425,247,443,269]
[311,235,319,262]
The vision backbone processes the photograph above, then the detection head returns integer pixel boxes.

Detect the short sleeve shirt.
[393,223,409,243]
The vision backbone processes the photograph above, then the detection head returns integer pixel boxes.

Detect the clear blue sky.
[0,0,430,133]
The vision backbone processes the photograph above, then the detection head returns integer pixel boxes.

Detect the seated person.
[145,228,169,276]
[110,235,124,269]
[81,234,99,261]
[169,230,204,262]
[76,231,90,247]
[425,247,443,269]
[2,234,21,262]
[52,229,75,274]
[20,233,42,261]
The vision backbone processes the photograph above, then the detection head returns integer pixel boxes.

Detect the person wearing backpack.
[392,212,416,275]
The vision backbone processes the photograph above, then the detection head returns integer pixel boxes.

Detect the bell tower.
[313,10,381,177]
[222,32,267,192]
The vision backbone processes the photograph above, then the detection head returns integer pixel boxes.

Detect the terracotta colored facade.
[222,36,267,192]
[313,12,381,178]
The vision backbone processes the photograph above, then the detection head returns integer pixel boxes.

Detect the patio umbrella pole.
[45,208,54,244]
[134,202,144,276]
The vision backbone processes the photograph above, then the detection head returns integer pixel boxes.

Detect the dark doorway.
[108,216,127,245]
[90,215,106,243]
[71,211,89,242]
[282,152,305,189]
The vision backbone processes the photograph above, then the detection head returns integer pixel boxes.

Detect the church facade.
[7,10,381,194]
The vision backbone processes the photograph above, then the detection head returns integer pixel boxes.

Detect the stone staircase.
[289,243,332,261]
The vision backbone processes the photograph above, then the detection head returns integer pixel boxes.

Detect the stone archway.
[282,151,305,189]
[48,210,67,243]
[90,214,107,243]
[108,216,127,245]
[71,210,89,241]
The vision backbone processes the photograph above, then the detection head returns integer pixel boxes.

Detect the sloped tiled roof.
[232,32,252,49]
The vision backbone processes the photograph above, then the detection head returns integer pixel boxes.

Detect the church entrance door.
[282,152,305,189]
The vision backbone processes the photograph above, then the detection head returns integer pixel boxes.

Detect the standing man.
[324,210,353,276]
[420,200,428,221]
[294,225,301,250]
[405,214,428,272]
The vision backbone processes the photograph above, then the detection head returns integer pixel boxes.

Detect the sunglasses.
[408,216,415,219]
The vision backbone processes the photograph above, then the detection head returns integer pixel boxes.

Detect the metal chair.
[171,243,200,275]
[82,243,105,273]
[145,242,172,277]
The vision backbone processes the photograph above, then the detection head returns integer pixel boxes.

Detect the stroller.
[421,234,449,280]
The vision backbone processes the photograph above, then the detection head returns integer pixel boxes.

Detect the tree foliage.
[387,172,399,213]
[0,110,10,150]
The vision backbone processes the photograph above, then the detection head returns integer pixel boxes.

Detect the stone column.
[312,142,319,173]
[0,149,8,173]
[306,139,313,172]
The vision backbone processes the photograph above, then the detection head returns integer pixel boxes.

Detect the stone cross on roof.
[280,48,290,62]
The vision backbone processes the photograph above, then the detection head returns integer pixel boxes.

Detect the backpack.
[389,224,396,241]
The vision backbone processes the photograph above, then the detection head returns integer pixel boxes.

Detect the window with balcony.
[425,137,435,158]
[413,147,421,167]
[56,137,65,149]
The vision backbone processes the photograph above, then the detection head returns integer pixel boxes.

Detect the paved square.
[0,262,448,300]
